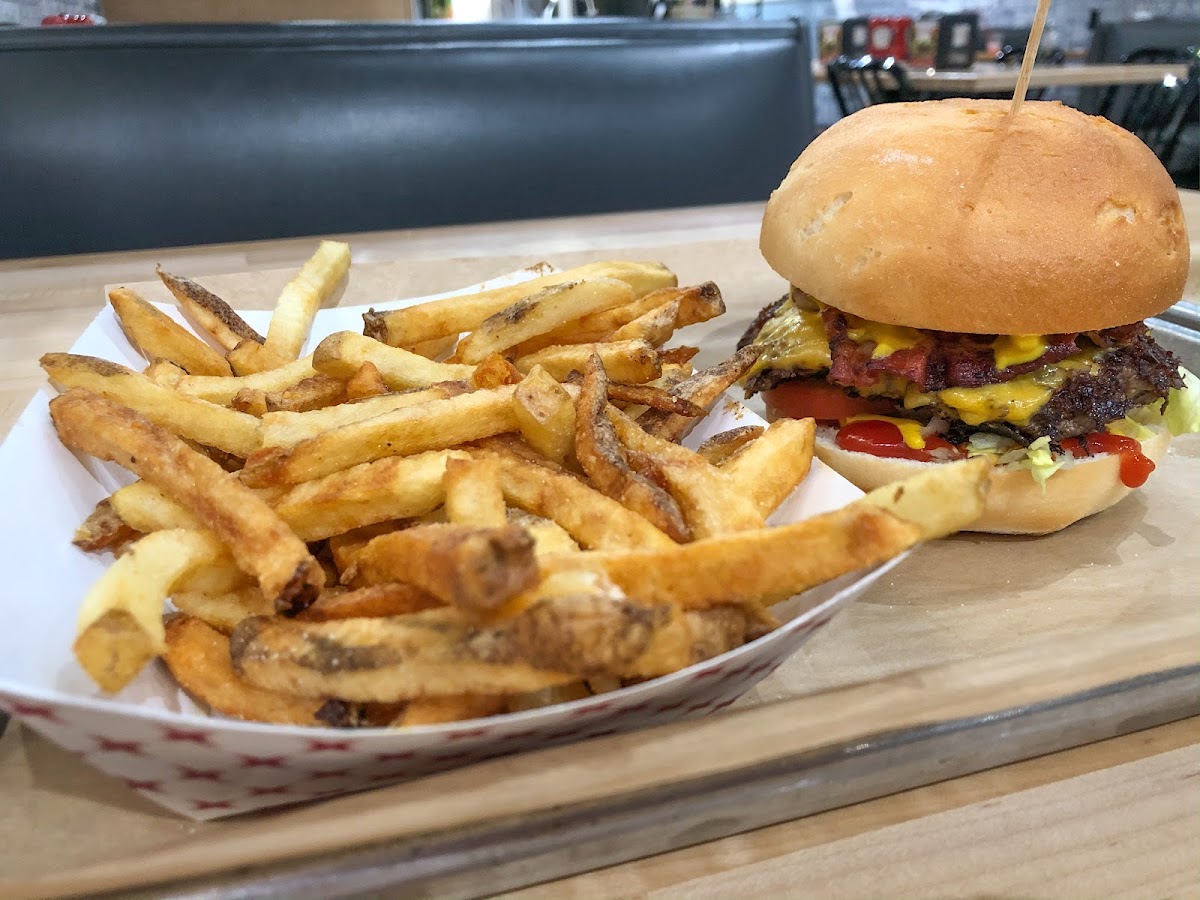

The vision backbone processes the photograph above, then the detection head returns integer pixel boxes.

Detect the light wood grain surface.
[813,61,1190,92]
[1,196,1198,897]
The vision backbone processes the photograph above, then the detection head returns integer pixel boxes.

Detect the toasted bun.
[810,425,1171,534]
[759,100,1188,334]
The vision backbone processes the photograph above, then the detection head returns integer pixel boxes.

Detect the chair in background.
[1098,49,1200,190]
[826,56,916,118]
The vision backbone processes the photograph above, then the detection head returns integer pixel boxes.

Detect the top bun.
[759,99,1188,334]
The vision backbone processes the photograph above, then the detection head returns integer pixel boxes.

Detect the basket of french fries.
[0,247,988,818]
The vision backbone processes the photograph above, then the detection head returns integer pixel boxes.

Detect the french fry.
[695,425,765,466]
[240,386,520,487]
[164,615,332,725]
[109,480,201,532]
[229,611,577,701]
[50,389,324,614]
[406,335,458,361]
[295,583,443,622]
[362,261,677,348]
[328,521,404,574]
[174,561,254,595]
[606,382,702,416]
[264,240,351,360]
[227,339,289,376]
[858,456,992,540]
[637,344,761,441]
[721,418,816,517]
[506,682,591,712]
[507,510,580,556]
[512,365,576,465]
[271,450,468,541]
[108,287,232,376]
[575,354,690,542]
[258,382,473,447]
[156,265,263,350]
[658,346,700,366]
[344,361,390,400]
[444,456,507,528]
[40,353,261,458]
[261,374,347,413]
[231,389,269,417]
[509,284,699,356]
[171,587,274,634]
[470,353,524,389]
[143,359,186,385]
[171,355,320,406]
[455,279,636,364]
[608,406,764,538]
[542,461,990,611]
[347,523,538,615]
[484,448,676,551]
[313,331,474,390]
[515,339,661,385]
[74,499,140,553]
[396,694,509,726]
[608,297,681,346]
[73,529,226,692]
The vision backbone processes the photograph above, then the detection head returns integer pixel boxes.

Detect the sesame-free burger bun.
[759,99,1189,335]
[812,426,1172,535]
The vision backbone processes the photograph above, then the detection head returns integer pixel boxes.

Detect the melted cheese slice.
[844,316,924,359]
[992,334,1049,370]
[936,382,1054,426]
[745,299,831,378]
[843,414,927,449]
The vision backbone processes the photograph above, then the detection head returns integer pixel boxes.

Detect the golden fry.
[171,587,274,634]
[344,361,391,400]
[515,339,661,385]
[164,616,332,725]
[227,339,289,376]
[240,386,519,487]
[157,265,263,350]
[172,355,319,406]
[74,529,227,692]
[637,345,761,441]
[295,583,444,622]
[50,389,323,613]
[395,694,508,726]
[265,240,351,360]
[721,417,815,517]
[695,425,765,466]
[444,456,507,528]
[313,331,474,390]
[74,499,140,553]
[108,287,232,376]
[40,352,261,457]
[512,365,576,464]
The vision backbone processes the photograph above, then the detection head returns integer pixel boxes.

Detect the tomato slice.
[835,419,963,463]
[1060,433,1154,488]
[763,381,897,424]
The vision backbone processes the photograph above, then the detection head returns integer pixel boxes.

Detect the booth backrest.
[0,21,814,259]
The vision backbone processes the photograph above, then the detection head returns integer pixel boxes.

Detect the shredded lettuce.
[1107,416,1156,441]
[965,433,1064,491]
[1164,367,1200,436]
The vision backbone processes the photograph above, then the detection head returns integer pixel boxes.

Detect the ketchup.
[835,419,964,463]
[1060,433,1155,488]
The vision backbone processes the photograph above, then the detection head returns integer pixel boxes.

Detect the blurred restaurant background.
[0,0,1196,258]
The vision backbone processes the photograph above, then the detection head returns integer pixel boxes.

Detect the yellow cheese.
[993,334,1049,370]
[937,381,1053,426]
[845,316,924,359]
[843,414,927,449]
[744,299,832,379]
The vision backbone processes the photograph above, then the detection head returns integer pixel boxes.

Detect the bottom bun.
[812,427,1172,535]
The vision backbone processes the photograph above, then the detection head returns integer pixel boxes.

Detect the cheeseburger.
[740,99,1199,534]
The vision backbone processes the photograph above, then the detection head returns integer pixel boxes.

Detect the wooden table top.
[814,60,1191,92]
[1,193,1198,898]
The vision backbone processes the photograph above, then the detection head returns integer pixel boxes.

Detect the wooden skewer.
[1009,0,1053,117]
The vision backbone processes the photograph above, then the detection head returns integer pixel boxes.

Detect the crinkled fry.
[265,240,351,360]
[40,353,261,457]
[574,354,690,542]
[49,389,323,614]
[108,287,232,376]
